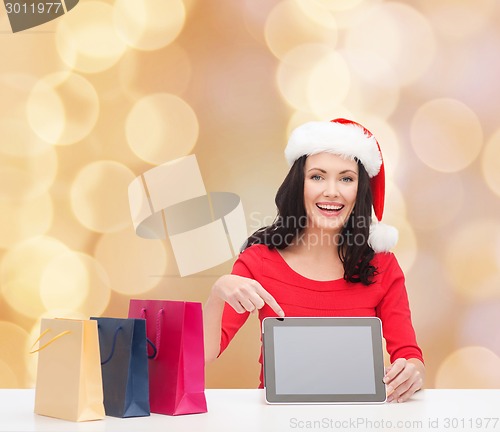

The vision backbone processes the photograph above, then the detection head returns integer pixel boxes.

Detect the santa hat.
[285,118,398,253]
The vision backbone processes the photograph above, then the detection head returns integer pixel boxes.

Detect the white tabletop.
[0,389,499,432]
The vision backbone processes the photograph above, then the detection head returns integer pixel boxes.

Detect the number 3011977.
[5,2,63,14]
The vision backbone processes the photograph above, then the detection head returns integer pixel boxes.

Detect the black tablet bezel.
[262,317,387,404]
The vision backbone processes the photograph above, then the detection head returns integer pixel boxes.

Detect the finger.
[385,368,414,397]
[388,376,413,402]
[246,290,266,310]
[386,364,420,402]
[256,286,285,317]
[229,299,247,314]
[386,385,394,397]
[238,296,258,313]
[393,381,421,403]
[383,358,406,384]
[234,284,265,312]
[397,369,424,402]
[223,280,260,313]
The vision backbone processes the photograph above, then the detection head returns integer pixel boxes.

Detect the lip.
[315,202,344,217]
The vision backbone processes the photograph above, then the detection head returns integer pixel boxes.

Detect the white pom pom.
[368,222,398,253]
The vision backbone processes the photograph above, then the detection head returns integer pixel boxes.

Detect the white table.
[1,389,499,432]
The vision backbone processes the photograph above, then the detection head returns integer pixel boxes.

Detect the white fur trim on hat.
[368,221,398,253]
[286,121,382,177]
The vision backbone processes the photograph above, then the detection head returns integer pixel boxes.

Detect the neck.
[292,227,342,256]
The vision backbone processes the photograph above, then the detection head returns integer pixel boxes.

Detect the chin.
[311,221,345,234]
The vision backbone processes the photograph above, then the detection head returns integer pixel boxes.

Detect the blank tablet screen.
[263,317,386,403]
[274,326,375,395]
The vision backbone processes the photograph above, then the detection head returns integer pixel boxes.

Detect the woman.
[204,118,425,403]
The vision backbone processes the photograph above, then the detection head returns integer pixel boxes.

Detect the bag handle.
[98,325,122,365]
[141,307,164,360]
[146,338,157,359]
[30,328,71,354]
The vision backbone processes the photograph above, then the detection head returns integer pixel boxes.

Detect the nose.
[323,179,339,197]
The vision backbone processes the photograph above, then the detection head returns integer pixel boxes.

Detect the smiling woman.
[203,118,424,403]
[303,154,359,234]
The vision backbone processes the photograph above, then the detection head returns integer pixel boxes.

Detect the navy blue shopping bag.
[90,317,150,418]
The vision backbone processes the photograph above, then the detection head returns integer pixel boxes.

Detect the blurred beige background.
[1,0,500,390]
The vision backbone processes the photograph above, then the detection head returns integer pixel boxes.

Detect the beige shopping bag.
[32,318,105,422]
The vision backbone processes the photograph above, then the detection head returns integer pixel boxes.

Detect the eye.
[310,174,323,181]
[340,176,354,183]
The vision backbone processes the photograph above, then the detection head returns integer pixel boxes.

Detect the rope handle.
[30,329,71,354]
[141,307,164,360]
[146,338,157,359]
[98,325,122,365]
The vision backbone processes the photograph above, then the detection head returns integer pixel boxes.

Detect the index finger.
[255,284,285,317]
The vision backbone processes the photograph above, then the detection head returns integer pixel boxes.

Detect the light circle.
[0,193,53,249]
[0,236,71,318]
[0,116,52,157]
[27,72,99,146]
[346,2,436,85]
[265,0,338,60]
[39,252,111,317]
[306,51,351,118]
[277,43,333,112]
[70,160,136,233]
[435,346,500,388]
[56,1,127,73]
[410,98,483,172]
[0,145,57,200]
[94,228,167,295]
[126,93,198,165]
[113,0,186,51]
[0,322,30,388]
[40,252,90,312]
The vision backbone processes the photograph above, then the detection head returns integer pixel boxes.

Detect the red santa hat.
[285,118,398,253]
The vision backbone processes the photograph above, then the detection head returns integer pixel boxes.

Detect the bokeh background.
[1,0,500,389]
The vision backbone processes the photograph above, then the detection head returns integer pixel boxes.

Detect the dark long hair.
[243,155,376,285]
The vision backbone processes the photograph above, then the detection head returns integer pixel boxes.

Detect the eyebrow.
[307,168,358,175]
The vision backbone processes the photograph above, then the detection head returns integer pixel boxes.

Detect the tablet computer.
[262,317,386,404]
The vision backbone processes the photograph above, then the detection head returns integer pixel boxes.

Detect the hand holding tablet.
[384,358,425,403]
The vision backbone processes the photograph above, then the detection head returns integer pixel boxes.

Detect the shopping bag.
[32,318,105,422]
[90,317,150,418]
[128,299,208,415]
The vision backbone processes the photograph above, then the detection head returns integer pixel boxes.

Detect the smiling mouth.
[316,203,344,212]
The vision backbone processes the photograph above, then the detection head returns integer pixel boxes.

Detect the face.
[303,152,359,234]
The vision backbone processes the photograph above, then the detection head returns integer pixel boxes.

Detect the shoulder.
[238,244,274,261]
[232,244,276,279]
[371,251,397,267]
[371,252,404,283]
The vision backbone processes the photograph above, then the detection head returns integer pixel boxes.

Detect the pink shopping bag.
[128,299,208,415]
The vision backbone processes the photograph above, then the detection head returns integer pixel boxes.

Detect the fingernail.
[382,377,387,383]
[386,386,393,395]
[387,396,393,403]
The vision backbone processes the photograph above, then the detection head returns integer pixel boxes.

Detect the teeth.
[317,204,342,211]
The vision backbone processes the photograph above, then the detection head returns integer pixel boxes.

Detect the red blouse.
[219,244,424,388]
